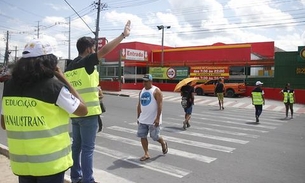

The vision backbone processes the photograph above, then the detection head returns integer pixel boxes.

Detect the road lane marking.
[109,126,235,153]
[167,117,269,133]
[97,133,217,163]
[65,168,136,183]
[94,146,191,178]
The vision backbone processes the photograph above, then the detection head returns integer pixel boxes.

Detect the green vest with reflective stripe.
[2,97,72,176]
[65,67,101,117]
[252,92,263,105]
[283,92,294,103]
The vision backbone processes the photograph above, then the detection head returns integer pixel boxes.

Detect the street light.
[157,25,171,67]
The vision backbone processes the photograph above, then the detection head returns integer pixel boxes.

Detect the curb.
[104,92,130,97]
[0,143,71,183]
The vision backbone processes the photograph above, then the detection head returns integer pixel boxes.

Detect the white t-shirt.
[56,86,80,114]
[138,86,162,125]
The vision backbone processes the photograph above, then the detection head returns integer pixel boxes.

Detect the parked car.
[194,79,246,97]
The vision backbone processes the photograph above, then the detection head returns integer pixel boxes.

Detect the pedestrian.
[251,81,265,123]
[137,74,168,161]
[280,83,295,119]
[180,81,195,130]
[215,78,225,110]
[1,39,88,183]
[64,20,131,183]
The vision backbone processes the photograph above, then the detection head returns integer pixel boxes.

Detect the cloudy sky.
[0,0,304,62]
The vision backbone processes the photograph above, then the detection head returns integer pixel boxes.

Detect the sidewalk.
[0,145,18,183]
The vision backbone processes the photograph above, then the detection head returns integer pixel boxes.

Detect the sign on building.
[190,66,229,80]
[121,48,148,61]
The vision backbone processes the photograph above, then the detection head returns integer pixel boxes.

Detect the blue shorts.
[137,123,161,141]
[184,105,193,114]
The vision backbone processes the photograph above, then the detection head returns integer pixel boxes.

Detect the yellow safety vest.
[65,67,101,117]
[252,92,264,105]
[283,92,294,103]
[2,97,72,176]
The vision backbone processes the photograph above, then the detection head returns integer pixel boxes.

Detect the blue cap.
[143,74,153,81]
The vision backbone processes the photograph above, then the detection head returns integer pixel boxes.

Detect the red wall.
[152,45,251,64]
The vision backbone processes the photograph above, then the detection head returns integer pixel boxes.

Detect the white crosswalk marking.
[167,117,269,133]
[109,126,235,153]
[94,146,191,178]
[97,132,217,163]
[65,168,136,183]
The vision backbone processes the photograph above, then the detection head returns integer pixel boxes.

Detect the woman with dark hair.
[280,83,295,119]
[1,39,88,183]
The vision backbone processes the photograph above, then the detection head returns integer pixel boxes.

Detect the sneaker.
[291,116,293,119]
[182,121,187,130]
[255,116,259,123]
[186,123,191,128]
[222,106,224,110]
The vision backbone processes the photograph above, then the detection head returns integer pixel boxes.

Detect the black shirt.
[65,53,99,74]
[215,82,224,93]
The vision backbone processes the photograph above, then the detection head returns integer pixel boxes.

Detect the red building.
[100,41,275,91]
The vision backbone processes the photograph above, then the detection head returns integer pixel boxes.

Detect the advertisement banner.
[190,66,229,80]
[149,67,189,80]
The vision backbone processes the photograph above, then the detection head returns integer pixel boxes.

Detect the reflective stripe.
[77,87,99,94]
[6,124,69,140]
[10,145,71,163]
[86,101,100,107]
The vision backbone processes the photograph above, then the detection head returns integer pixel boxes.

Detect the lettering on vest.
[5,99,37,108]
[70,80,82,87]
[65,70,78,77]
[5,115,46,127]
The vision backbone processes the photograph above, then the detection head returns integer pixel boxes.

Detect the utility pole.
[4,31,10,66]
[94,0,101,52]
[37,21,40,39]
[68,17,71,59]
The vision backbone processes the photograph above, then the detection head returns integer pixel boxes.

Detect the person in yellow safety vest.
[64,20,131,183]
[280,83,295,119]
[1,39,88,183]
[251,81,265,123]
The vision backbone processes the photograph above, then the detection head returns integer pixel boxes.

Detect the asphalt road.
[0,83,305,183]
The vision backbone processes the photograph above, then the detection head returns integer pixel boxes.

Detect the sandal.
[162,141,168,154]
[140,155,150,161]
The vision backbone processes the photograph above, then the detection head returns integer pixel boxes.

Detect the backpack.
[181,85,193,108]
[181,96,188,108]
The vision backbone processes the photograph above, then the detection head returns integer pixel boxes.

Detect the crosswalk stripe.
[273,106,284,111]
[191,114,277,129]
[154,118,260,138]
[211,111,288,124]
[196,99,212,104]
[223,101,235,106]
[109,126,235,153]
[94,145,191,178]
[97,132,217,163]
[65,167,136,183]
[167,117,269,133]
[231,102,245,108]
[191,115,277,129]
[167,97,181,101]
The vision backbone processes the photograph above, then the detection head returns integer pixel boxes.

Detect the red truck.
[194,79,246,97]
